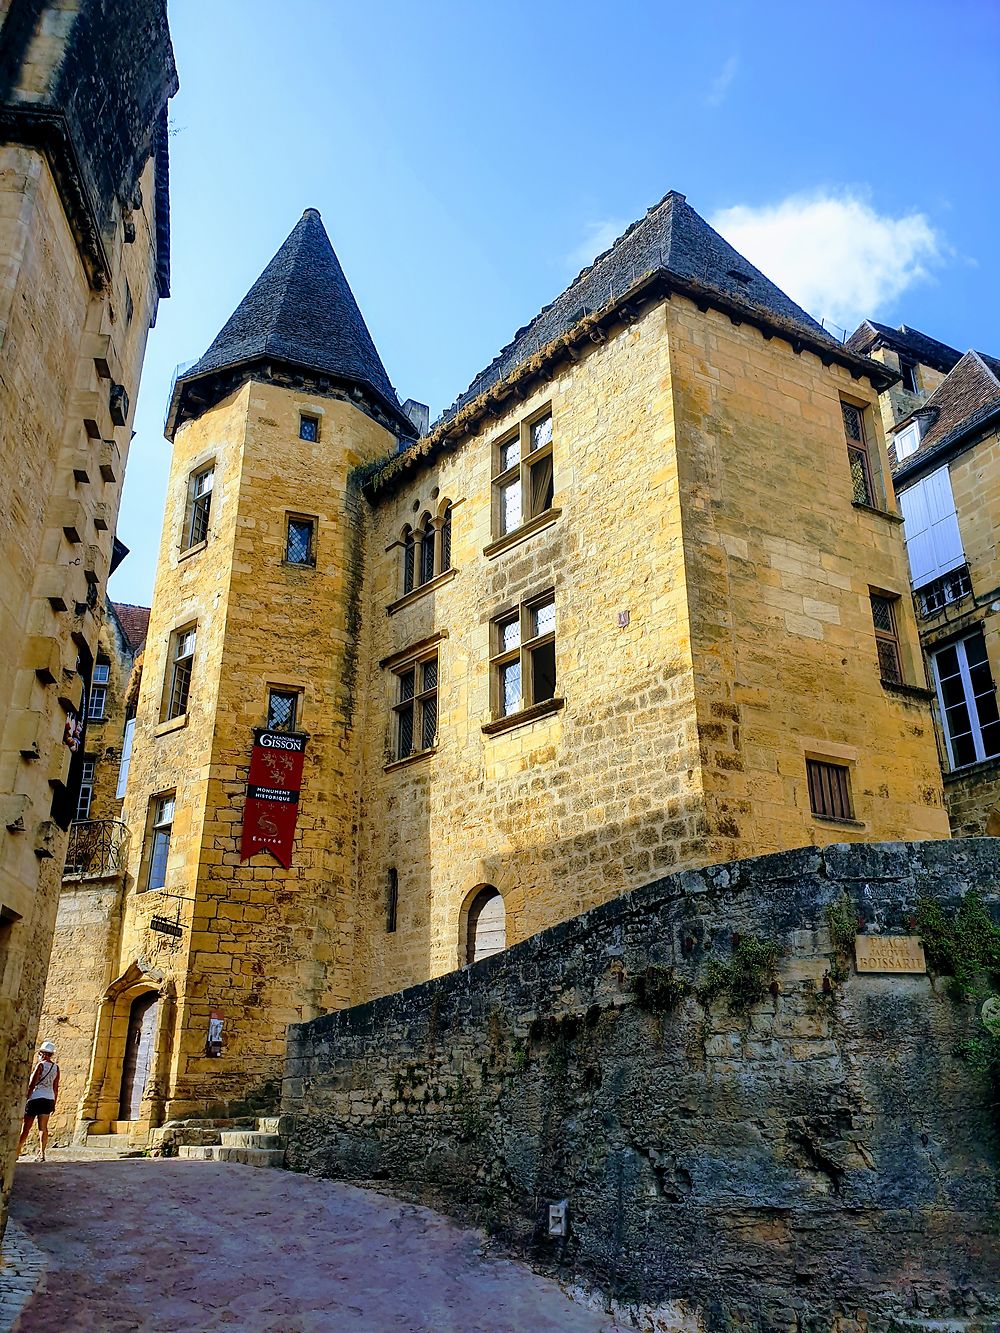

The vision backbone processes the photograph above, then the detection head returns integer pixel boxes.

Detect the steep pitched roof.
[110,602,151,653]
[441,191,839,422]
[167,209,406,435]
[846,320,962,375]
[893,350,1000,481]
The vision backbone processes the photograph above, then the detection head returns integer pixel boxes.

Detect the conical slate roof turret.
[166,209,410,438]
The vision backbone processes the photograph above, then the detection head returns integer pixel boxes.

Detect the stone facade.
[43,195,953,1145]
[285,839,1000,1332]
[0,0,175,1236]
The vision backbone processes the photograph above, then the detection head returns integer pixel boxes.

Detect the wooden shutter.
[899,466,965,589]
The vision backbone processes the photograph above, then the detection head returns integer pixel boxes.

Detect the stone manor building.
[41,193,953,1141]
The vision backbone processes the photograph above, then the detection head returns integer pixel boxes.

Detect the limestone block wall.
[285,839,1000,1332]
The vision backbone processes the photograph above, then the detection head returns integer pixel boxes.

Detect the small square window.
[299,415,319,442]
[267,689,299,733]
[806,759,854,821]
[286,516,315,566]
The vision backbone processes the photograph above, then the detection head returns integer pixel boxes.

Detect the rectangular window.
[898,466,966,592]
[931,630,1000,770]
[88,660,110,719]
[165,626,196,720]
[116,716,135,799]
[806,759,854,821]
[870,594,903,684]
[893,420,922,461]
[386,868,398,933]
[491,592,557,718]
[267,688,299,733]
[392,652,438,761]
[285,516,315,566]
[842,401,876,508]
[299,414,319,442]
[900,360,918,394]
[76,757,95,821]
[918,566,972,618]
[145,793,175,891]
[185,465,214,549]
[492,409,554,538]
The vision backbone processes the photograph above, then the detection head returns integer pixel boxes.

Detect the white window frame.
[164,626,196,720]
[184,464,214,549]
[931,631,1000,770]
[76,758,96,821]
[88,661,110,720]
[145,793,175,891]
[893,420,922,461]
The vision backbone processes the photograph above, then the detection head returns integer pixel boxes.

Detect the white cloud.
[566,219,628,272]
[705,55,738,108]
[709,191,944,330]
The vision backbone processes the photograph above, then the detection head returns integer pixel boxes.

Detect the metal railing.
[63,820,131,880]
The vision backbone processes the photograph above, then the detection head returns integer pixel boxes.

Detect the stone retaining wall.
[284,841,1000,1331]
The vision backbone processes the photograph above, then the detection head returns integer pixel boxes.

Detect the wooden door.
[467,887,506,963]
[118,993,158,1121]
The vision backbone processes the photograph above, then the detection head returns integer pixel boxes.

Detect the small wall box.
[547,1200,569,1238]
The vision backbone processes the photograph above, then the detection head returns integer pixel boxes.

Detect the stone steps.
[175,1118,286,1168]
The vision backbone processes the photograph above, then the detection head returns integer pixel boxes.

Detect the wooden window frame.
[164,625,196,721]
[144,791,175,892]
[490,590,557,720]
[841,399,882,510]
[184,464,214,550]
[806,758,854,822]
[391,648,439,762]
[870,593,903,685]
[491,408,554,540]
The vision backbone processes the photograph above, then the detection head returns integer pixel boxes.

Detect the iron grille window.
[386,868,398,933]
[299,414,319,442]
[493,409,554,538]
[491,593,557,719]
[419,519,436,585]
[165,627,196,720]
[807,759,854,821]
[918,566,972,618]
[402,528,415,594]
[440,504,452,573]
[842,402,875,508]
[185,466,214,548]
[392,653,439,760]
[145,793,174,891]
[267,689,299,733]
[88,660,110,719]
[932,630,1000,770]
[75,757,96,821]
[870,594,903,684]
[285,516,315,566]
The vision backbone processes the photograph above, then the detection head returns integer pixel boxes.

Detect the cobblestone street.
[4,1157,627,1332]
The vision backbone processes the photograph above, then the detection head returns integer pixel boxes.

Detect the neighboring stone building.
[47,191,953,1142]
[858,332,1000,838]
[847,321,962,434]
[0,0,176,1229]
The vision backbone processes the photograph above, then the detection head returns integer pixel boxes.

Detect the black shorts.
[24,1098,54,1118]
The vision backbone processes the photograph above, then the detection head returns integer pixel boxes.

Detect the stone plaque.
[854,935,926,974]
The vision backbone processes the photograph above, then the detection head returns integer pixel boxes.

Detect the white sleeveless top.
[31,1060,58,1101]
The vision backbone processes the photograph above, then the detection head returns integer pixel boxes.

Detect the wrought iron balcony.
[63,819,131,880]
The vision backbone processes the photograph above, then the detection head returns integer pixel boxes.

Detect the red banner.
[240,730,307,868]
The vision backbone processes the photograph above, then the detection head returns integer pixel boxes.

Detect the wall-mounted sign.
[240,729,307,868]
[854,935,926,974]
[206,1009,224,1058]
[150,915,183,938]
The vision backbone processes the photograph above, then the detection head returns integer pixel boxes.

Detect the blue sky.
[111,0,1000,604]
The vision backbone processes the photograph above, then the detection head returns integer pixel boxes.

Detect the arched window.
[419,514,435,586]
[402,527,415,595]
[439,503,453,574]
[465,886,505,964]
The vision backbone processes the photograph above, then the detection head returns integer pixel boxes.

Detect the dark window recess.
[267,690,298,732]
[420,523,435,585]
[386,868,398,933]
[440,505,452,573]
[900,361,918,393]
[299,415,319,442]
[870,594,903,683]
[807,759,854,821]
[402,529,415,594]
[286,517,315,566]
[109,383,129,427]
[918,566,972,617]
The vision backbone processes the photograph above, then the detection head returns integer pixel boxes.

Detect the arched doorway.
[118,992,158,1121]
[465,886,506,964]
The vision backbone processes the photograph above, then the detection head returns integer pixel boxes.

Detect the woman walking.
[17,1040,59,1162]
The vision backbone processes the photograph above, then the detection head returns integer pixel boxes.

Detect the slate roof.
[169,209,404,433]
[111,602,151,653]
[845,321,962,375]
[441,191,840,423]
[892,350,1000,482]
